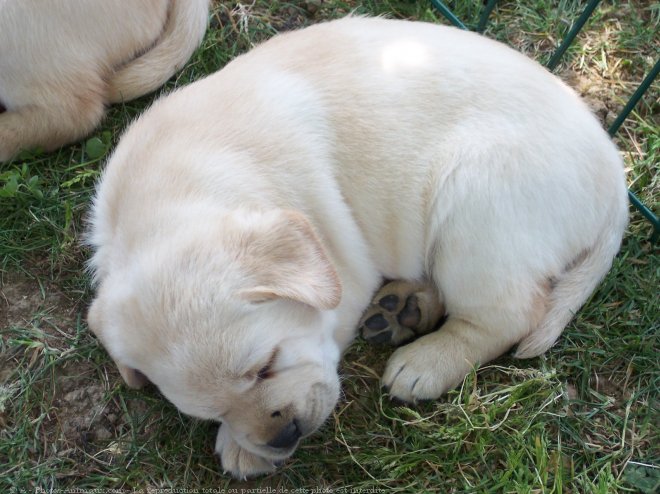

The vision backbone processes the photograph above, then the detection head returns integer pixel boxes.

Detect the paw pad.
[359,280,445,347]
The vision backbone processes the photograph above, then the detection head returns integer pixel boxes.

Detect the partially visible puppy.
[0,0,209,161]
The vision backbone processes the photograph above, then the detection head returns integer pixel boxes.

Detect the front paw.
[215,425,278,479]
[381,335,465,403]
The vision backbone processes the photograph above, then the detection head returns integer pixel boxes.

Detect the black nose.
[267,420,302,449]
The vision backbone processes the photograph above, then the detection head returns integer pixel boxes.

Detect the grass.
[1,0,658,492]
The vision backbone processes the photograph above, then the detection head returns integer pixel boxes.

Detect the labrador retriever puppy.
[86,17,628,479]
[0,0,209,161]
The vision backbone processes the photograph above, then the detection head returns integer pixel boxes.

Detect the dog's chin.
[256,442,301,462]
[234,429,305,470]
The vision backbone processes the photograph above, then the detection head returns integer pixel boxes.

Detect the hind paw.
[359,280,445,347]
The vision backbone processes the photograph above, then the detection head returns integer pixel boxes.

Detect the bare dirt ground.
[1,272,152,477]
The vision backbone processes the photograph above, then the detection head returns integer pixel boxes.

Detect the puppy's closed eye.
[255,347,280,381]
[257,364,274,380]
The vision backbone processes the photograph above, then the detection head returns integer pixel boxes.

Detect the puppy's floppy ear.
[237,210,342,310]
[87,295,149,389]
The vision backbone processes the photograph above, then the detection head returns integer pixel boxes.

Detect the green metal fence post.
[546,0,601,71]
[477,0,499,33]
[608,58,660,137]
[608,59,660,241]
[429,0,467,30]
[628,192,659,243]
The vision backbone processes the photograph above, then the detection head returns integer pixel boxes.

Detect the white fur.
[0,0,209,161]
[87,17,628,478]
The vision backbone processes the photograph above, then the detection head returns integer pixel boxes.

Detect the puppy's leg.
[382,315,520,402]
[0,90,105,161]
[359,280,445,346]
[215,424,278,479]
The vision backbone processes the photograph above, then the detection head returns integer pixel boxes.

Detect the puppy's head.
[88,209,342,465]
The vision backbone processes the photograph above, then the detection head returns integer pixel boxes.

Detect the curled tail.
[515,202,628,359]
[108,0,209,103]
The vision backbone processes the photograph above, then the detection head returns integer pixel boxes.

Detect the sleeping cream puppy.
[0,0,209,161]
[86,17,628,479]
